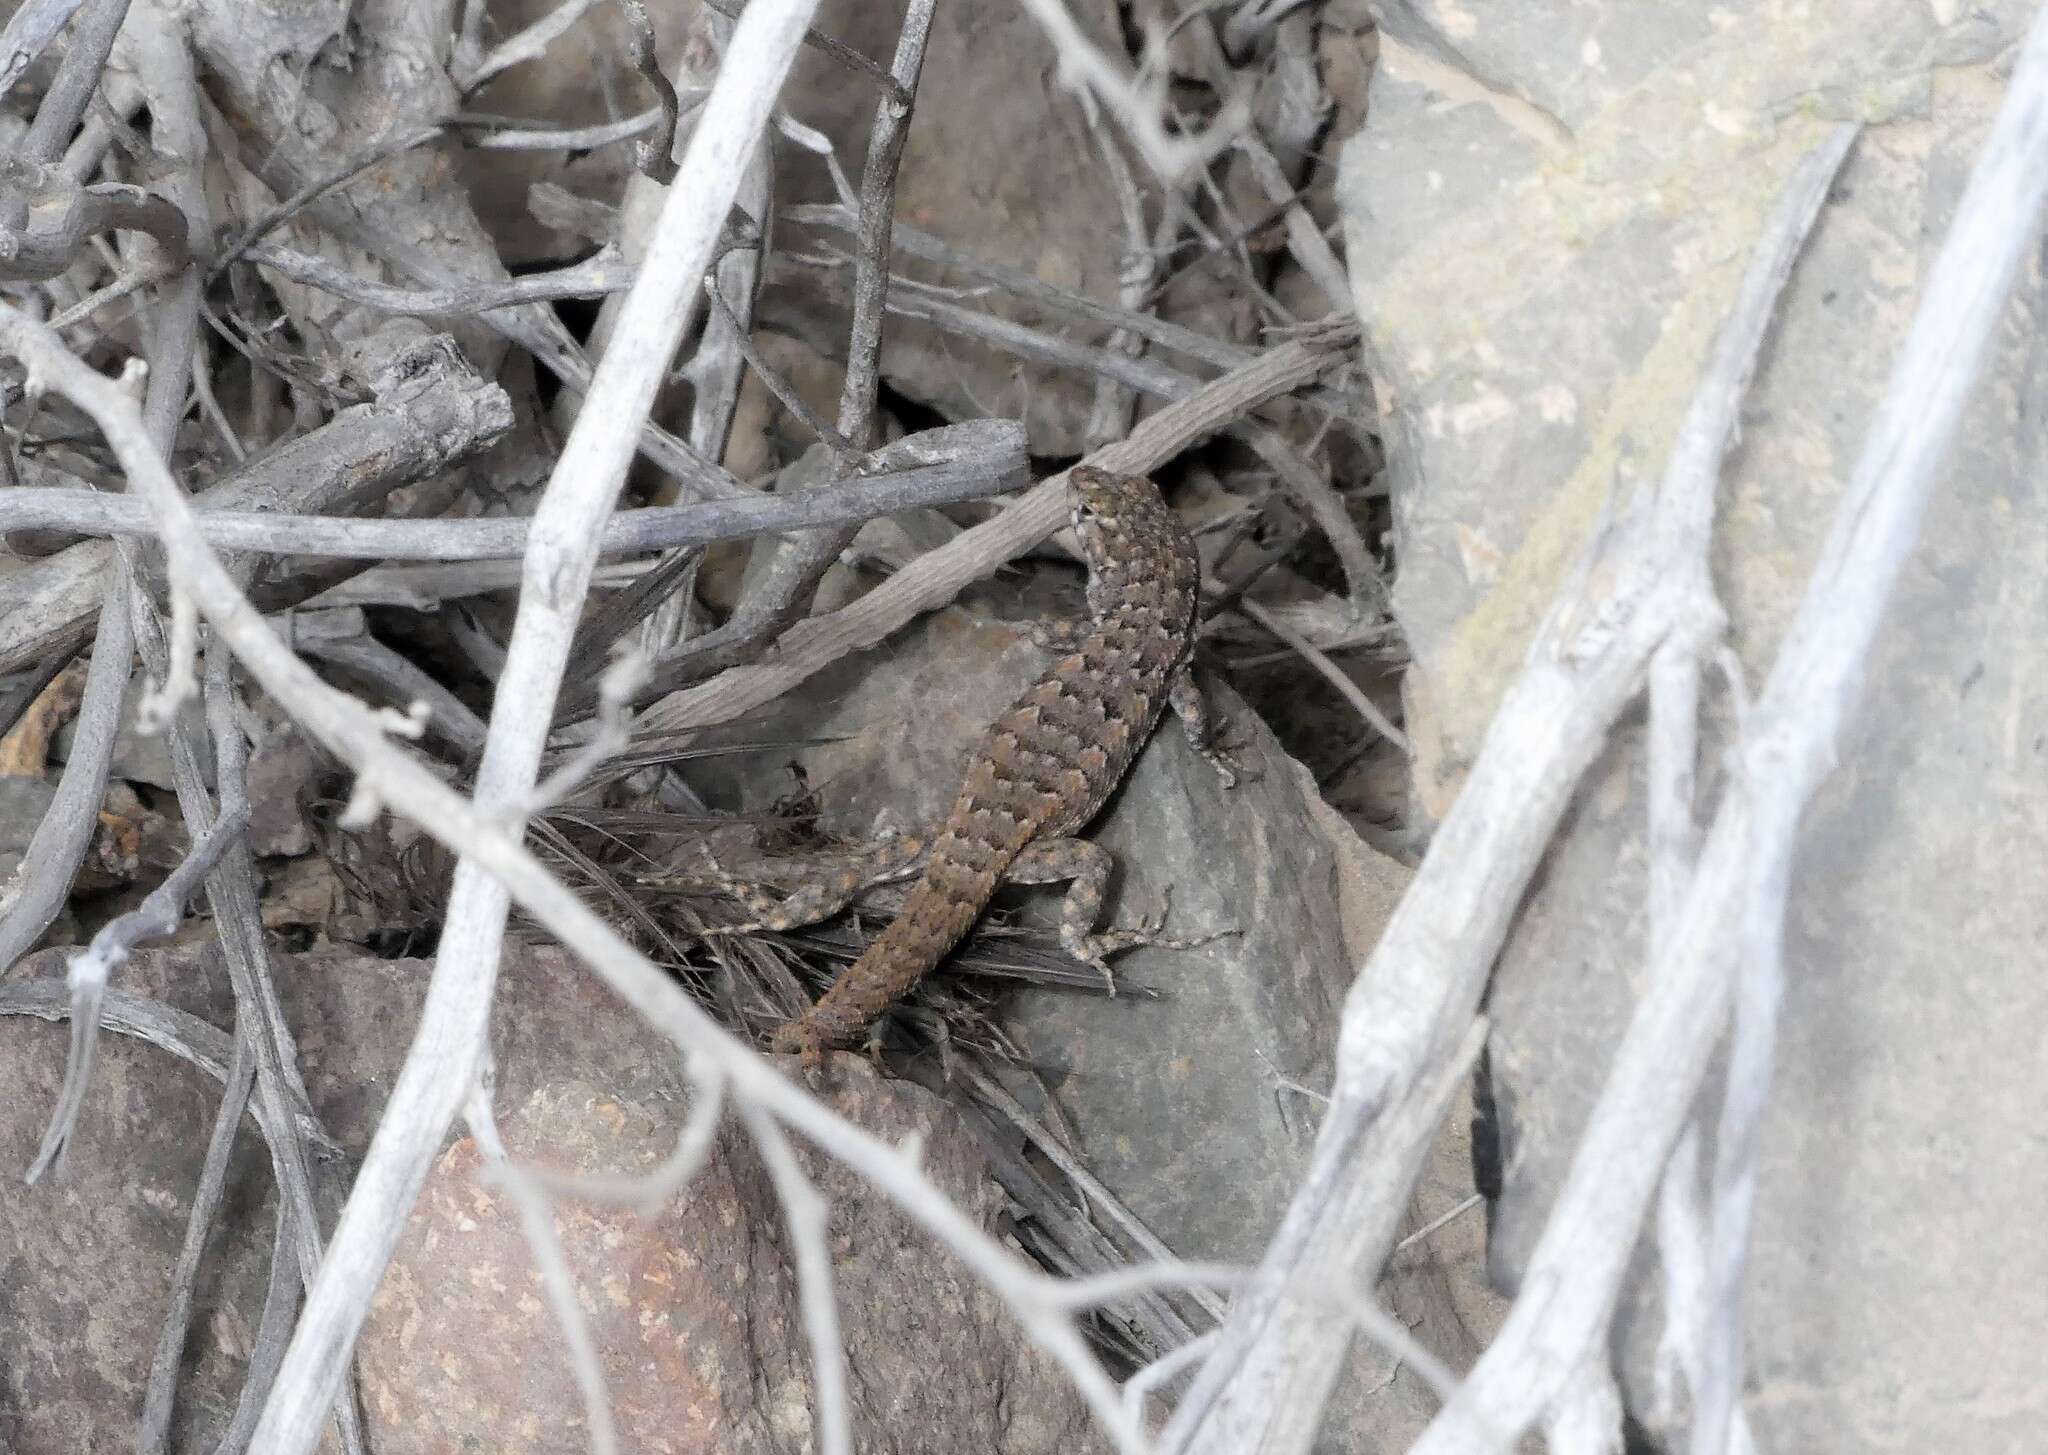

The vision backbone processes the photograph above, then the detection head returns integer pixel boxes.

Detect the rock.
[763,0,1136,456]
[0,946,264,1455]
[461,0,1136,456]
[80,780,186,890]
[360,1055,1100,1455]
[0,773,58,890]
[0,939,1101,1452]
[51,667,211,795]
[243,727,323,860]
[1338,3,2048,1446]
[682,595,1495,1449]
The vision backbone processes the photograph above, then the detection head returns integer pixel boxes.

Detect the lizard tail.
[777,843,1019,1052]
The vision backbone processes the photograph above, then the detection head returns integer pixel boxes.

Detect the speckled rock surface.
[1339,2,2048,1446]
[0,941,1098,1453]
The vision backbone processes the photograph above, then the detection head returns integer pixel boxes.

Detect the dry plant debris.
[0,1,2040,1453]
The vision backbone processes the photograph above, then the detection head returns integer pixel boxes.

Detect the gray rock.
[687,597,1486,1451]
[51,668,211,795]
[0,773,57,887]
[242,729,322,860]
[1339,2,2046,1447]
[762,0,1131,457]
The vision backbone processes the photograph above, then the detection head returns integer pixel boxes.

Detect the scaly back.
[779,469,1201,1049]
[944,467,1199,852]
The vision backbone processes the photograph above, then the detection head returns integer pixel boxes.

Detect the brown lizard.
[697,466,1238,1063]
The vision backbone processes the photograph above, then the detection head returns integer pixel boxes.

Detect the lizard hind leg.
[1168,668,1245,788]
[1008,836,1234,995]
[688,833,930,934]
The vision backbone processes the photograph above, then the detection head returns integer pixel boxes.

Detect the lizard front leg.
[1008,836,1233,993]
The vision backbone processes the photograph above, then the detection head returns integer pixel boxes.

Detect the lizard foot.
[1026,616,1093,654]
[1068,887,1240,993]
[768,1017,831,1086]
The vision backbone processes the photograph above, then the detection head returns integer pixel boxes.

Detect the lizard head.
[1067,466,1170,559]
[1066,466,1199,621]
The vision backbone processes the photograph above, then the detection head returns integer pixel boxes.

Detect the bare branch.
[294,610,491,756]
[744,1105,852,1455]
[638,319,1357,735]
[1238,598,1407,753]
[1013,0,1248,180]
[658,0,937,687]
[243,241,633,317]
[211,123,448,275]
[465,105,664,152]
[524,1062,726,1213]
[0,159,189,281]
[0,0,87,103]
[466,1074,622,1455]
[0,339,513,673]
[137,1021,256,1455]
[619,0,680,183]
[25,797,250,1182]
[455,0,604,91]
[19,0,129,162]
[239,5,827,1447]
[697,0,908,102]
[212,1198,301,1455]
[0,424,1025,559]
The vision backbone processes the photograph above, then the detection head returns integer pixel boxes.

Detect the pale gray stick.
[246,5,824,1449]
[0,422,1028,558]
[1700,41,2048,1441]
[0,982,252,1105]
[863,275,1380,607]
[465,1073,621,1455]
[785,200,1357,426]
[1082,109,1167,448]
[301,559,650,612]
[212,1198,300,1455]
[210,123,447,275]
[1161,126,1860,1455]
[130,34,369,1448]
[456,0,602,89]
[12,8,202,1172]
[297,617,490,756]
[787,200,1249,369]
[243,241,633,317]
[1239,598,1407,752]
[620,1,679,183]
[661,0,936,688]
[677,123,768,480]
[1235,131,1350,314]
[0,588,131,967]
[137,1017,256,1455]
[0,340,513,674]
[0,0,86,101]
[744,1104,852,1455]
[638,320,1358,735]
[25,798,249,1181]
[0,968,317,1455]
[19,0,129,161]
[465,105,662,151]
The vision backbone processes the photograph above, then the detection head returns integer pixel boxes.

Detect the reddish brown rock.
[0,942,1102,1453]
